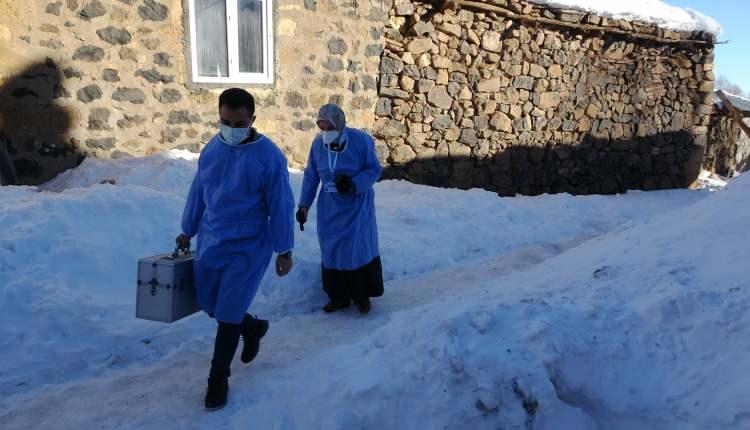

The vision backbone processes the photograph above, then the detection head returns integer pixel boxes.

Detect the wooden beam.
[454,0,714,46]
[717,90,750,140]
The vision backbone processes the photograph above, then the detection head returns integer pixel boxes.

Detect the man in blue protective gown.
[297,104,384,315]
[175,88,295,411]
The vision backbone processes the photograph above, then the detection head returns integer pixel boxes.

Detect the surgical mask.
[219,124,251,146]
[321,130,340,145]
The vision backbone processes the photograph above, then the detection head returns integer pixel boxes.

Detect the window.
[189,0,274,84]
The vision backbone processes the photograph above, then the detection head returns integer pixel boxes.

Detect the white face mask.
[321,130,340,145]
[219,124,251,146]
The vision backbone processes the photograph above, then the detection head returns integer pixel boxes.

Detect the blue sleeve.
[299,142,320,208]
[352,134,382,194]
[264,149,295,254]
[181,166,206,237]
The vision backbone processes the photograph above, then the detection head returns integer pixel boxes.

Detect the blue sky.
[669,0,750,92]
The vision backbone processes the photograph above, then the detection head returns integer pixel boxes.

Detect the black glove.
[334,175,355,194]
[296,207,307,231]
[175,234,191,252]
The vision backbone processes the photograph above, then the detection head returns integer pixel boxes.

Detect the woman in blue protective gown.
[176,88,295,410]
[297,104,384,315]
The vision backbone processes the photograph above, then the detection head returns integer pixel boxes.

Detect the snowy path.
[0,238,585,430]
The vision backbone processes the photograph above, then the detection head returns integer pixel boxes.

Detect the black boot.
[205,322,241,410]
[356,297,371,315]
[240,315,269,364]
[205,371,229,410]
[322,300,351,313]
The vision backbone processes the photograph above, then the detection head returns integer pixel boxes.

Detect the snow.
[530,0,723,36]
[717,90,750,114]
[1,151,747,429]
[697,169,728,191]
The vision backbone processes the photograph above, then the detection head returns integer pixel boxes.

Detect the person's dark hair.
[219,88,255,115]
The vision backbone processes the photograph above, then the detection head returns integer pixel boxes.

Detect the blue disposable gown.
[299,128,382,271]
[181,133,295,324]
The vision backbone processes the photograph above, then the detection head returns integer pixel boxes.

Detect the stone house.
[0,0,722,195]
[704,90,750,177]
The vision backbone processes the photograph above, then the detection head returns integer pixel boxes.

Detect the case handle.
[171,247,192,258]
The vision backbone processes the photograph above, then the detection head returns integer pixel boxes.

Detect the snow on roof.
[719,91,750,114]
[529,0,723,36]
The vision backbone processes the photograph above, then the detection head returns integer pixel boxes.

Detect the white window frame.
[188,0,275,85]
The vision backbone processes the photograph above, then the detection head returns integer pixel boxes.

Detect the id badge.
[324,181,338,193]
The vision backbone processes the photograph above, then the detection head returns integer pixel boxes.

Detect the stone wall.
[373,0,716,195]
[704,109,750,177]
[0,0,388,184]
[0,0,718,194]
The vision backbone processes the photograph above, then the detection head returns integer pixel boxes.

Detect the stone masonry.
[0,0,718,195]
[704,108,750,177]
[373,0,716,195]
[0,0,386,184]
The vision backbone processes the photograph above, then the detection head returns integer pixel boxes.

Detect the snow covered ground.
[530,0,722,36]
[0,152,747,429]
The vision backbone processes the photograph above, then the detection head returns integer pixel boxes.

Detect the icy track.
[0,152,747,430]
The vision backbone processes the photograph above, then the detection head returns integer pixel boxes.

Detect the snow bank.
[244,174,750,429]
[1,153,707,397]
[531,0,723,36]
[1,152,744,429]
[41,150,198,193]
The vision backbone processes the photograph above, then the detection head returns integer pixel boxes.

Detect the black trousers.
[322,256,384,305]
[210,314,256,378]
[0,137,18,186]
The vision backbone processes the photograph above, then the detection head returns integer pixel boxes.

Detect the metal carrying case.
[136,249,200,323]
